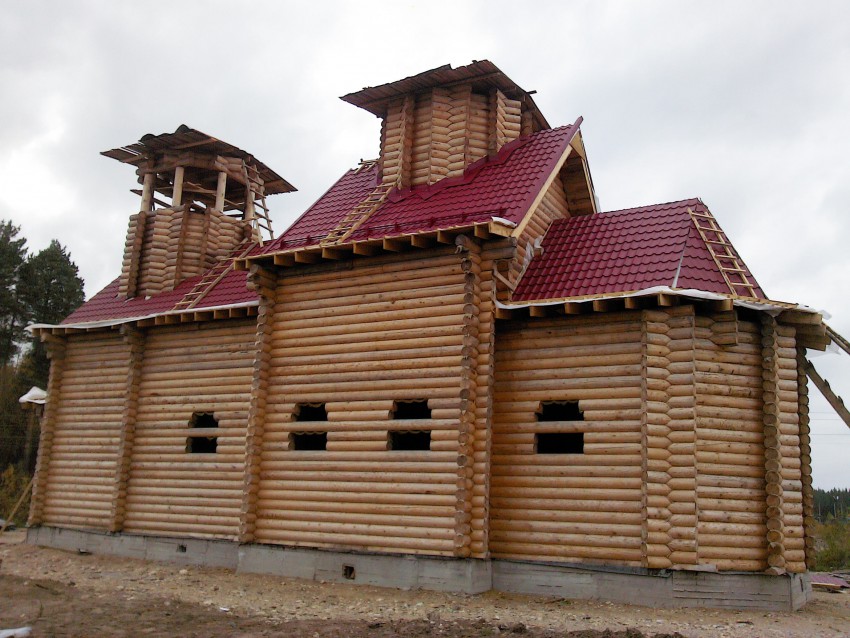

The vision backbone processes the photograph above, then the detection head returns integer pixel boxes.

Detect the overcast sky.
[2,1,848,487]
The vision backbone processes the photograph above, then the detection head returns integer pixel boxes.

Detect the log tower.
[103,125,295,299]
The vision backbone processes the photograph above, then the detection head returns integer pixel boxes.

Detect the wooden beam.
[436,230,454,244]
[494,307,514,320]
[779,310,824,326]
[294,250,320,264]
[172,166,185,207]
[382,237,409,252]
[215,171,227,211]
[804,358,850,429]
[410,234,436,249]
[353,241,381,256]
[321,246,348,261]
[623,297,642,311]
[529,305,549,317]
[273,253,295,267]
[658,293,678,307]
[592,299,619,313]
[487,221,514,237]
[825,323,850,356]
[473,224,491,240]
[564,302,583,315]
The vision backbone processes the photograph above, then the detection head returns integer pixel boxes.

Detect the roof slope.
[513,198,766,302]
[61,268,257,325]
[263,124,579,253]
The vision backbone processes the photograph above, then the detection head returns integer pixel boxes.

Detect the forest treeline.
[0,219,84,475]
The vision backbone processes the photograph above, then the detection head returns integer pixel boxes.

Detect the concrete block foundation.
[27,527,811,610]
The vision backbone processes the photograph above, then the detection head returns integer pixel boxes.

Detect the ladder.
[243,162,274,243]
[688,207,758,298]
[320,179,396,246]
[171,239,255,312]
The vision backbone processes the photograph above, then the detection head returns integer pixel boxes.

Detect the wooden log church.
[27,61,828,610]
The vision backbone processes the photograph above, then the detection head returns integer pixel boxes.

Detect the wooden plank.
[804,359,850,428]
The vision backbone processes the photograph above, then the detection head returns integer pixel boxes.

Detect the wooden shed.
[27,61,829,610]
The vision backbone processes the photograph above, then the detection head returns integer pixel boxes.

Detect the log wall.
[693,314,769,571]
[255,243,495,557]
[122,320,255,539]
[119,207,246,298]
[381,86,525,188]
[37,332,128,530]
[490,312,646,565]
[511,174,570,285]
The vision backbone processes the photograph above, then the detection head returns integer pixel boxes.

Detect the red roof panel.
[263,123,579,252]
[62,267,257,325]
[512,198,766,302]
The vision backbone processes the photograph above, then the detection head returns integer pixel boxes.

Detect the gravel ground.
[0,531,848,637]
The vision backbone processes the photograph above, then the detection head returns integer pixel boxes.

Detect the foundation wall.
[27,526,812,610]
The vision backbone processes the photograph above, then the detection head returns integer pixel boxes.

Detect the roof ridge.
[601,197,703,216]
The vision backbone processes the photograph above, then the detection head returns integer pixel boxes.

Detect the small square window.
[392,400,431,419]
[536,432,584,454]
[536,401,583,422]
[291,431,328,451]
[295,403,328,422]
[388,430,431,451]
[186,411,218,454]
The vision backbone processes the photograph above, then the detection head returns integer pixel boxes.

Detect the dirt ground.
[1,531,848,638]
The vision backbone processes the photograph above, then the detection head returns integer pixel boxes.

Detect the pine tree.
[17,240,85,389]
[0,221,28,367]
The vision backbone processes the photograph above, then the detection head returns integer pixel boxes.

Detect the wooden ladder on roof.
[171,239,255,312]
[320,165,396,247]
[688,207,758,298]
[243,162,274,243]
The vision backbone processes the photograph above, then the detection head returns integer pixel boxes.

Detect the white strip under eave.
[497,285,820,316]
[26,299,260,333]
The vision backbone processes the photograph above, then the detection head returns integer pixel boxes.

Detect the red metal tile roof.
[512,198,766,302]
[63,124,581,326]
[61,268,257,325]
[263,123,580,253]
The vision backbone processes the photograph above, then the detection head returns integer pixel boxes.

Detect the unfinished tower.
[104,125,295,298]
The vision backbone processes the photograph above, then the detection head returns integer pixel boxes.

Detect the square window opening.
[186,435,218,454]
[295,403,328,422]
[186,411,218,454]
[291,431,328,451]
[189,412,219,428]
[388,430,431,451]
[536,432,584,454]
[392,399,431,419]
[536,401,583,422]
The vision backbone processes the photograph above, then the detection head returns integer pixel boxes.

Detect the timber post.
[666,305,698,567]
[456,235,482,558]
[761,314,786,574]
[239,263,276,543]
[109,325,144,532]
[797,345,816,569]
[28,333,66,526]
[641,309,673,569]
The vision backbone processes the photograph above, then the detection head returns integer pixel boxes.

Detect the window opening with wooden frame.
[389,399,432,451]
[535,401,585,454]
[291,403,329,451]
[186,411,219,454]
